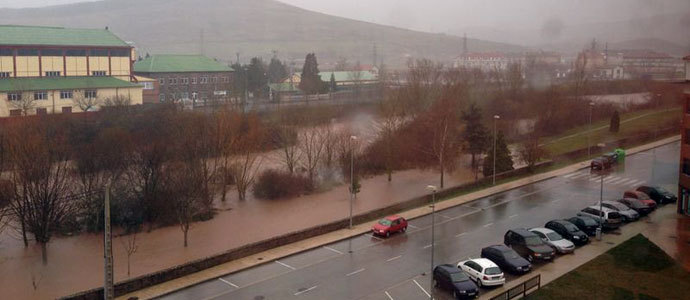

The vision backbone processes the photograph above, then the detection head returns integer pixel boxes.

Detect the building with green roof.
[133,55,234,104]
[0,25,142,117]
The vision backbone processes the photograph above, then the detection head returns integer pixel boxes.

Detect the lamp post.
[493,115,500,185]
[349,135,358,230]
[588,102,595,158]
[426,185,437,298]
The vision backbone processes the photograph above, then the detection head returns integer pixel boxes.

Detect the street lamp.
[426,184,437,298]
[588,102,595,158]
[493,115,500,185]
[349,135,358,230]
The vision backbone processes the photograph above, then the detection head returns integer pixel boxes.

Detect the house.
[453,52,520,72]
[0,25,143,117]
[133,54,233,104]
[268,82,301,102]
[282,70,378,88]
[610,50,683,80]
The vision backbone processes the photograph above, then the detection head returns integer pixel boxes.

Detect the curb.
[119,135,680,300]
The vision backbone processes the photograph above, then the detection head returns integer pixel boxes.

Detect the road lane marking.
[384,291,394,300]
[218,278,239,288]
[407,224,419,229]
[509,214,518,218]
[413,279,431,298]
[604,176,619,183]
[346,268,366,276]
[438,213,452,219]
[275,260,296,270]
[323,246,343,254]
[455,232,467,237]
[368,234,383,241]
[423,244,433,249]
[608,178,627,185]
[618,178,637,186]
[483,222,493,227]
[386,255,402,262]
[563,173,578,178]
[294,285,318,296]
[590,176,602,182]
[552,199,561,203]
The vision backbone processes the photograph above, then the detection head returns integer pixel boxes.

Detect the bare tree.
[414,97,462,188]
[348,61,364,100]
[272,114,301,174]
[119,230,138,276]
[230,114,265,201]
[8,87,37,116]
[572,50,589,100]
[166,160,206,247]
[375,90,407,181]
[73,90,102,112]
[298,127,325,184]
[518,130,547,171]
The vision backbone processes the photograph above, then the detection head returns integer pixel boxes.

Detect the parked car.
[480,245,531,275]
[544,220,589,246]
[567,216,600,236]
[590,157,612,170]
[636,186,677,204]
[529,228,575,254]
[623,191,657,210]
[433,264,479,299]
[600,200,639,222]
[457,258,505,288]
[371,215,407,237]
[503,228,555,262]
[577,206,623,230]
[616,198,653,215]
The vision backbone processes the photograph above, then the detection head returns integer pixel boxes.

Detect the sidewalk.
[481,202,682,299]
[118,135,681,300]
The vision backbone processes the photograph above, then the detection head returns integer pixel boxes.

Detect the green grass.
[543,107,681,157]
[526,234,690,300]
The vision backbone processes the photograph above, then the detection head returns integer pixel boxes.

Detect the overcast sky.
[1,0,689,37]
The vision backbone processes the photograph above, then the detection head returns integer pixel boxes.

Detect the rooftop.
[134,55,233,73]
[0,76,140,92]
[0,25,129,47]
[319,71,377,82]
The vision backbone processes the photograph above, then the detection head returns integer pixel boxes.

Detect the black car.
[545,220,589,246]
[616,198,653,215]
[504,228,555,262]
[636,186,677,204]
[567,216,599,236]
[481,245,531,274]
[433,264,479,299]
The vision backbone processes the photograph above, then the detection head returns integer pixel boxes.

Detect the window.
[89,49,109,56]
[92,71,107,76]
[34,91,47,100]
[223,76,230,83]
[41,49,62,56]
[191,77,197,84]
[8,93,21,101]
[0,48,13,56]
[109,49,130,57]
[62,106,72,114]
[17,49,39,56]
[36,108,47,115]
[45,71,61,77]
[159,78,165,85]
[9,109,22,116]
[181,92,189,99]
[142,82,154,90]
[169,78,175,85]
[200,76,208,84]
[182,78,189,84]
[85,90,97,99]
[0,72,10,78]
[192,92,198,100]
[65,49,86,56]
[684,159,690,176]
[159,93,165,102]
[211,76,218,83]
[60,90,73,99]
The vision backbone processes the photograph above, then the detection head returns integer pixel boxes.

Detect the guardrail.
[490,274,541,300]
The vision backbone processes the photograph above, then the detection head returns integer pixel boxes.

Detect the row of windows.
[0,71,109,78]
[160,91,229,101]
[9,106,72,116]
[0,48,130,57]
[159,76,229,85]
[7,89,97,101]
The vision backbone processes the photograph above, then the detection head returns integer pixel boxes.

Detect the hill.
[0,0,526,68]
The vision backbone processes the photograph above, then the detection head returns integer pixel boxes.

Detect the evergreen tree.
[330,73,337,92]
[482,131,514,177]
[247,57,267,97]
[461,102,490,177]
[231,62,248,100]
[267,57,288,84]
[299,53,325,95]
[609,110,620,133]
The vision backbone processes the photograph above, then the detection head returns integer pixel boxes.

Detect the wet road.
[158,142,679,300]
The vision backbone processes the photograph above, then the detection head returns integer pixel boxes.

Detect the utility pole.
[588,102,594,158]
[349,136,357,230]
[426,185,437,299]
[104,184,114,300]
[493,115,500,185]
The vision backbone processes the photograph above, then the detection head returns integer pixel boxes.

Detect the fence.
[490,274,541,300]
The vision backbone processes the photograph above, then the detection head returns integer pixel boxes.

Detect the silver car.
[529,228,575,254]
[600,201,639,222]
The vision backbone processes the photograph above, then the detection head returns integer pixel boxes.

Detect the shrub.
[253,169,313,199]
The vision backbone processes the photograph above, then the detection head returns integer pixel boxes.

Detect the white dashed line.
[438,214,452,219]
[509,214,518,218]
[346,268,366,277]
[386,255,402,262]
[423,244,433,249]
[407,224,419,229]
[294,285,318,296]
[563,173,578,178]
[413,279,431,298]
[323,246,343,255]
[618,178,637,186]
[368,234,383,241]
[275,260,296,270]
[483,222,494,227]
[455,232,467,237]
[218,278,238,288]
[384,291,394,300]
[603,176,619,183]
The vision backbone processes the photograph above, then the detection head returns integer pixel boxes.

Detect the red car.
[623,191,657,210]
[372,215,408,237]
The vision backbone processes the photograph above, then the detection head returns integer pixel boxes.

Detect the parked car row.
[373,183,676,300]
